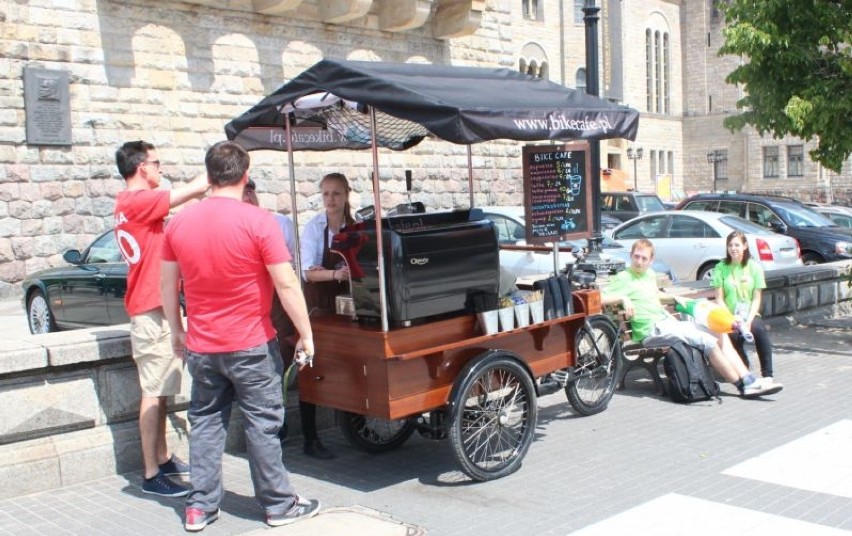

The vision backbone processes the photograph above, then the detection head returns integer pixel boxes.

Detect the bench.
[611,308,668,395]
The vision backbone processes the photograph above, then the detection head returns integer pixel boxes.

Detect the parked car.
[677,193,852,265]
[600,191,667,222]
[608,210,802,281]
[481,206,676,281]
[806,204,852,230]
[22,229,129,334]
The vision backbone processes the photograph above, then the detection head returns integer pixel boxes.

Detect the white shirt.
[299,212,334,280]
[274,213,296,267]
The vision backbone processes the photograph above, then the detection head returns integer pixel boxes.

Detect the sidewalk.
[1,302,851,535]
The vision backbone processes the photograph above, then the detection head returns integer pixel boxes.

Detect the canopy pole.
[467,145,474,207]
[283,114,304,281]
[368,107,389,332]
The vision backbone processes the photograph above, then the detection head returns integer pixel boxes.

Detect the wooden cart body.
[301,290,602,419]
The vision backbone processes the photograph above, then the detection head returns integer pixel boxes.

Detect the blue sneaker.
[159,455,190,476]
[142,471,190,497]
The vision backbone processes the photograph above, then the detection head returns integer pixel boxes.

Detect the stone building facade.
[1,0,850,296]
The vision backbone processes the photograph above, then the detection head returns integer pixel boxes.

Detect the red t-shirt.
[114,189,170,317]
[162,197,291,353]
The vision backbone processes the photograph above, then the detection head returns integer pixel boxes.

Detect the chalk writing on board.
[522,143,592,243]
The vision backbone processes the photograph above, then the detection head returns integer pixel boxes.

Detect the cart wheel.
[449,353,538,481]
[338,411,416,454]
[566,315,621,416]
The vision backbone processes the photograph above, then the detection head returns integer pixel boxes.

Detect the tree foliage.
[719,0,852,172]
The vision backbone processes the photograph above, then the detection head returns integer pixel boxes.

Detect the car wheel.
[27,290,57,334]
[802,253,823,266]
[696,263,715,281]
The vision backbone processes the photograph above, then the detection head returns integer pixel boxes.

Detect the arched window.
[645,26,671,115]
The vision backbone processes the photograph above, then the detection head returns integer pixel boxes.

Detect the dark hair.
[205,141,250,187]
[115,140,155,179]
[242,178,259,206]
[320,172,355,225]
[724,231,751,266]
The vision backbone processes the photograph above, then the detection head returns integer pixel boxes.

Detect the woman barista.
[290,172,355,459]
[300,172,354,310]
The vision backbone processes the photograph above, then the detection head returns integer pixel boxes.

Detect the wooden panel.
[302,300,591,419]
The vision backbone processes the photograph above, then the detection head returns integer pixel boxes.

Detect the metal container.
[336,294,355,317]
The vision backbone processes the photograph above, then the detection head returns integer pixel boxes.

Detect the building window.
[715,151,728,180]
[646,29,671,115]
[523,0,542,21]
[574,0,585,24]
[645,30,653,112]
[788,145,804,177]
[575,68,587,93]
[650,149,657,182]
[655,31,663,113]
[763,146,779,178]
[663,34,671,114]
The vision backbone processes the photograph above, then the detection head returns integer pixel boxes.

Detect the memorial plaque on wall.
[24,67,72,146]
[522,142,593,244]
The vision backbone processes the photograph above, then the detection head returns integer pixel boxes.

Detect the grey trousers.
[185,338,298,516]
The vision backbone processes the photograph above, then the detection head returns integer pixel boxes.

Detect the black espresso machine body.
[333,209,499,327]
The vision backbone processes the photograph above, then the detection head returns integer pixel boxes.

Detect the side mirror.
[63,250,83,264]
[768,220,787,233]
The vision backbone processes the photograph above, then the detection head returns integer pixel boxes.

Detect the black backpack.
[663,342,721,403]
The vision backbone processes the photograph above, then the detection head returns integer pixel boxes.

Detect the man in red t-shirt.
[161,141,319,532]
[114,141,208,498]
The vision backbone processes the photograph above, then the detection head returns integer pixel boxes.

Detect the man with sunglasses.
[114,141,209,497]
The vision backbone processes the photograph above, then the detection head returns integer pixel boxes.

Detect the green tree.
[719,0,852,172]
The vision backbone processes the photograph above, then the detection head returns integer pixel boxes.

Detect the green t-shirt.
[602,267,669,341]
[710,259,765,314]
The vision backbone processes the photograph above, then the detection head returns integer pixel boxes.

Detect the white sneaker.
[742,377,783,399]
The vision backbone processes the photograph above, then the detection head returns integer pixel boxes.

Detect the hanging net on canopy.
[312,99,432,151]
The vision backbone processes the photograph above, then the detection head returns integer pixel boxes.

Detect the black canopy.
[225,59,639,151]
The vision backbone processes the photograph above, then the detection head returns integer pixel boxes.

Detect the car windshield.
[774,203,837,228]
[637,195,665,212]
[719,216,774,235]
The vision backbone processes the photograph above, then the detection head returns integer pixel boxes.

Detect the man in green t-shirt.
[602,239,782,399]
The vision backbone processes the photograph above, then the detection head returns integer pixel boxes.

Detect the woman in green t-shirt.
[711,231,775,383]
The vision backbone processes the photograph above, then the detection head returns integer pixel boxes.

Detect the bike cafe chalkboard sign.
[522,142,593,244]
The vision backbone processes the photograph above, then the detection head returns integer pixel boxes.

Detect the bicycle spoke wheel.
[566,315,621,416]
[450,354,537,481]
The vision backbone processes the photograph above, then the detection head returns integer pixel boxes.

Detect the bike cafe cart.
[225,59,639,481]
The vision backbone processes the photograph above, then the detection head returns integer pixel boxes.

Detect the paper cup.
[498,307,515,332]
[477,310,499,335]
[529,300,544,324]
[514,302,530,328]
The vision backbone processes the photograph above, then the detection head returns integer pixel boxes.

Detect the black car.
[22,229,129,334]
[600,191,667,222]
[676,193,852,265]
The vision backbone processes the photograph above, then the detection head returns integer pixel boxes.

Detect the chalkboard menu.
[522,142,592,244]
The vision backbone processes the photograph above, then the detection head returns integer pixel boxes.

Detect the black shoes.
[303,439,335,459]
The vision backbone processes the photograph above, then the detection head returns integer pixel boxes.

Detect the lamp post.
[627,147,643,191]
[706,150,727,192]
[583,0,602,258]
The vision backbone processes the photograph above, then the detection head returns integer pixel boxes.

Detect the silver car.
[608,210,802,281]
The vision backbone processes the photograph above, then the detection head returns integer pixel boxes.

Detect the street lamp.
[706,150,727,192]
[583,0,602,260]
[627,147,643,191]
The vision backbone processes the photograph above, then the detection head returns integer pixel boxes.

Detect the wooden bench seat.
[611,309,668,394]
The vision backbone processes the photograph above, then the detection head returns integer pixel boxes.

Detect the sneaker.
[741,378,783,399]
[184,507,219,532]
[159,455,190,476]
[142,471,190,497]
[266,496,320,527]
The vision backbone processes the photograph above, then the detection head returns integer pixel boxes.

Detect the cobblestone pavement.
[1,315,851,535]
